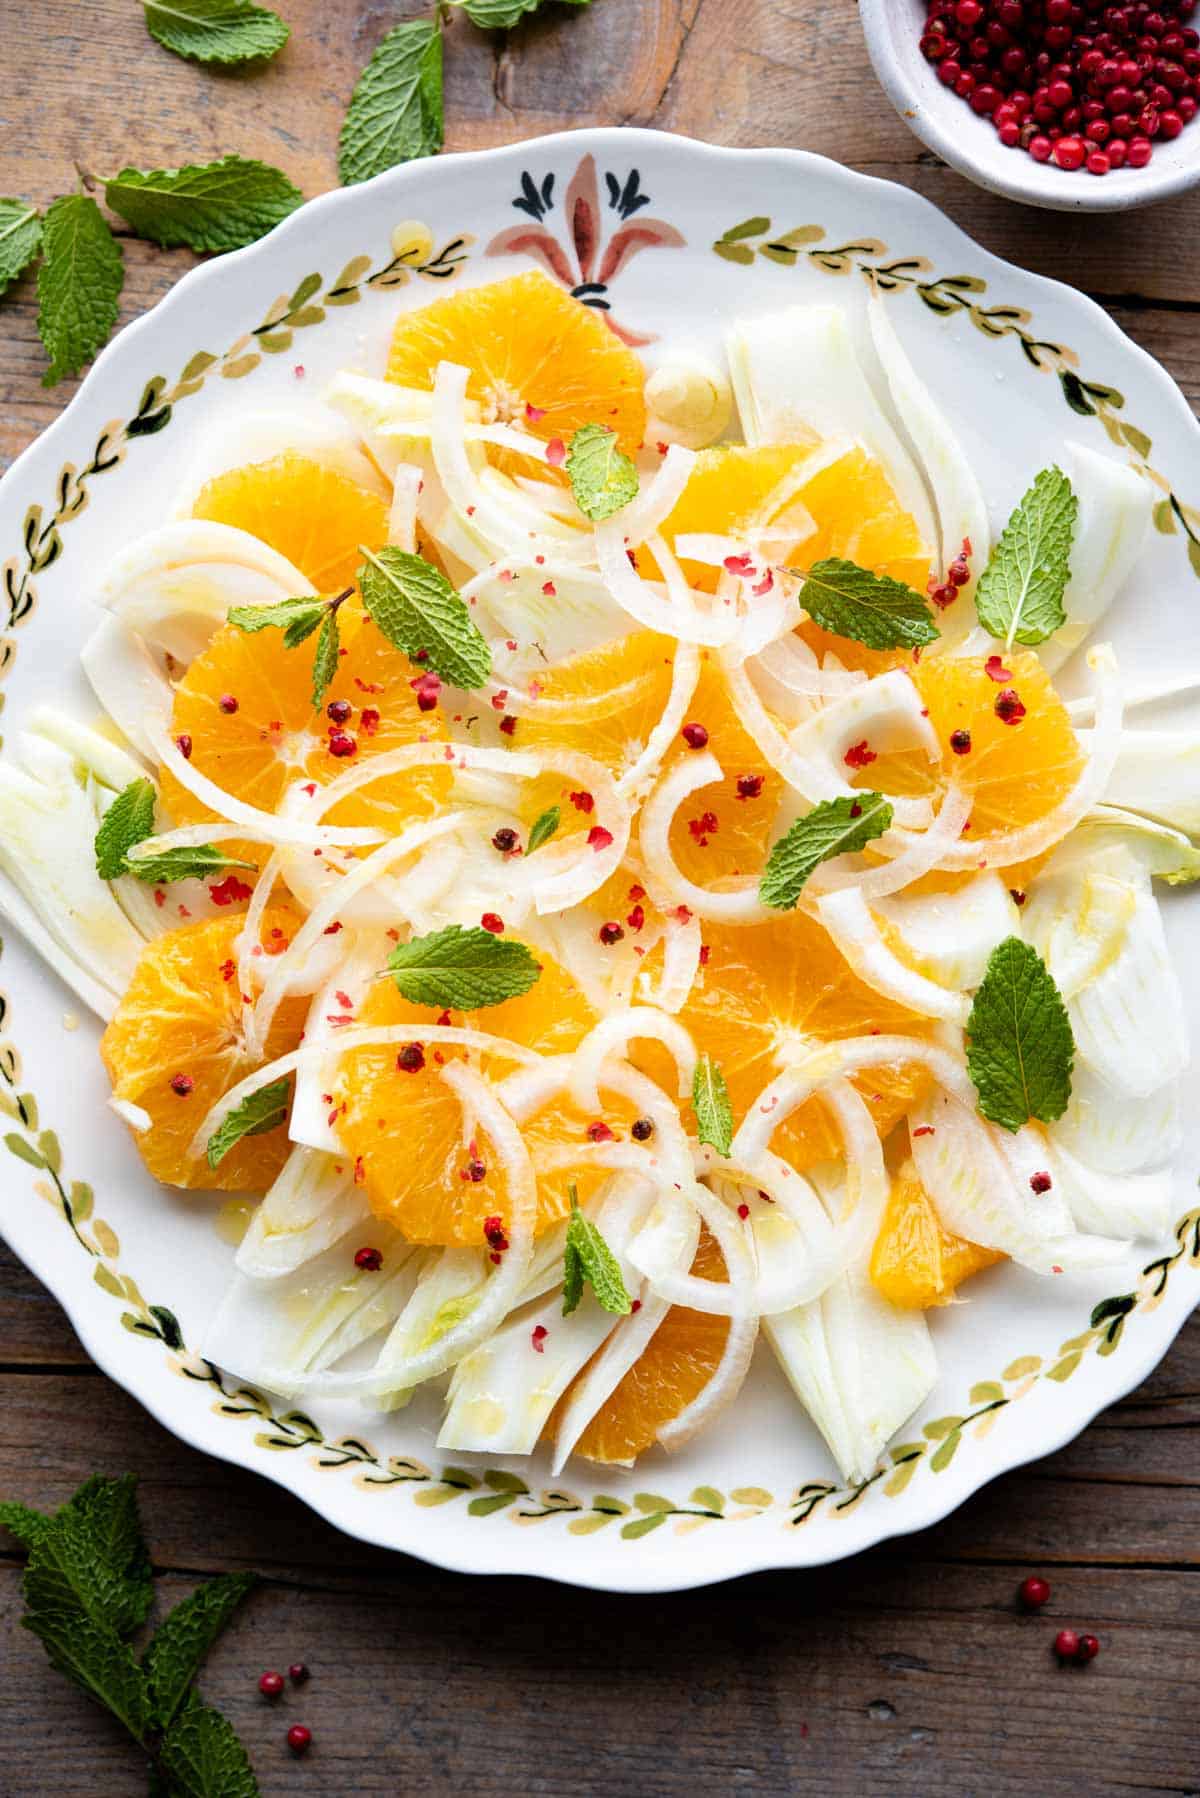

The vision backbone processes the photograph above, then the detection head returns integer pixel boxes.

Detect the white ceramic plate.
[2,128,1198,1593]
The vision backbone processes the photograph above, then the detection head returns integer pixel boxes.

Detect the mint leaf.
[228,593,326,644]
[311,607,341,709]
[48,1473,154,1636]
[562,1186,633,1317]
[159,1692,260,1798]
[759,793,893,910]
[0,1498,51,1550]
[692,1053,733,1157]
[126,845,257,885]
[144,0,289,65]
[36,195,124,387]
[21,1593,150,1739]
[338,21,444,186]
[457,0,592,26]
[526,805,560,854]
[358,547,491,690]
[104,157,303,254]
[974,466,1077,648]
[0,199,42,297]
[386,925,540,1010]
[794,558,939,651]
[207,1077,291,1168]
[144,1572,257,1729]
[966,937,1074,1133]
[566,423,639,523]
[95,778,158,881]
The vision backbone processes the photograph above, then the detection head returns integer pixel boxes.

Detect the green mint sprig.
[0,199,42,296]
[228,586,352,709]
[692,1053,733,1157]
[36,195,124,388]
[526,805,560,854]
[759,793,893,910]
[974,466,1078,648]
[358,547,491,690]
[562,1185,633,1317]
[207,1077,292,1168]
[95,779,254,886]
[143,0,290,66]
[1,1474,260,1795]
[566,423,639,523]
[386,924,541,1010]
[966,937,1074,1133]
[793,557,940,651]
[104,157,303,254]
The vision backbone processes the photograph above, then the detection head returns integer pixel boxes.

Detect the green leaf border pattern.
[1,207,1199,1546]
[711,217,1200,579]
[0,224,472,751]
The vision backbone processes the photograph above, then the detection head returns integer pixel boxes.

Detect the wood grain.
[2,2,1200,1793]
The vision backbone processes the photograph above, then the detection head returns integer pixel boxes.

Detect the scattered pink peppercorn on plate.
[1,129,1199,1593]
[860,0,1200,210]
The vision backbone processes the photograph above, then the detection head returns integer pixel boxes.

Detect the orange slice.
[866,651,1082,887]
[870,1164,1003,1308]
[637,912,932,1171]
[554,1226,730,1465]
[652,445,817,591]
[334,947,642,1246]
[162,611,451,858]
[385,269,646,473]
[192,452,388,592]
[100,909,307,1192]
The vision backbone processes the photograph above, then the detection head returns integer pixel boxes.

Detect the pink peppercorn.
[259,1671,285,1698]
[681,722,709,749]
[287,1725,313,1754]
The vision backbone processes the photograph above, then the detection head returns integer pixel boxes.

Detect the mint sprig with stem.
[1,1474,260,1795]
[228,585,353,711]
[95,778,255,886]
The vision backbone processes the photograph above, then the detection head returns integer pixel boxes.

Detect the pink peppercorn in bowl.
[860,0,1200,210]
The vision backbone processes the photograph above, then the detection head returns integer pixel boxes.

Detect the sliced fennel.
[1050,1059,1181,1176]
[1098,726,1200,838]
[1069,804,1200,884]
[1041,443,1152,672]
[236,1147,368,1279]
[875,874,1021,992]
[726,303,937,558]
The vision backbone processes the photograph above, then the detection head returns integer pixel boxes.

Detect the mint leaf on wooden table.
[104,157,303,253]
[0,199,42,296]
[95,778,158,880]
[692,1052,733,1157]
[795,558,940,651]
[456,0,593,29]
[562,1185,633,1317]
[974,466,1077,648]
[759,792,893,911]
[144,1573,258,1729]
[36,194,124,386]
[358,547,491,689]
[526,805,560,854]
[160,1694,261,1798]
[0,1498,54,1551]
[144,0,290,65]
[387,924,541,1009]
[566,423,639,522]
[41,1472,155,1636]
[207,1076,292,1167]
[338,21,444,185]
[966,936,1074,1132]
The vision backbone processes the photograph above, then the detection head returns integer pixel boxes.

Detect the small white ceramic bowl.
[860,0,1200,212]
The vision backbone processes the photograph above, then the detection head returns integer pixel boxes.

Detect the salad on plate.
[2,262,1193,1483]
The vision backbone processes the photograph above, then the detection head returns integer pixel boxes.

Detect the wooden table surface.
[2,3,1199,1792]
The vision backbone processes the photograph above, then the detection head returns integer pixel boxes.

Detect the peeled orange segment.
[652,445,820,591]
[869,1165,1003,1309]
[554,1226,730,1465]
[868,652,1083,887]
[516,630,677,785]
[100,909,307,1192]
[335,949,639,1247]
[384,269,646,474]
[635,913,932,1170]
[162,613,451,855]
[191,452,389,592]
[661,655,782,889]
